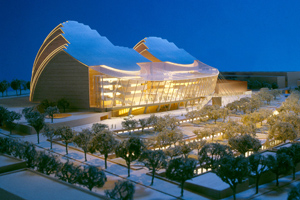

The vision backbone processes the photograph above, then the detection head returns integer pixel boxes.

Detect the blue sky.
[1,0,300,81]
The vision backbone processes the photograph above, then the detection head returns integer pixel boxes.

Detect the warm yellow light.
[273,110,279,115]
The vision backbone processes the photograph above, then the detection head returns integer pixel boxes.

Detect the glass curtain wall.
[93,75,218,109]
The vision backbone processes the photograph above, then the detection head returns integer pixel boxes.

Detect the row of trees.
[38,99,70,113]
[0,79,30,97]
[0,137,135,199]
[266,91,300,143]
[198,142,300,199]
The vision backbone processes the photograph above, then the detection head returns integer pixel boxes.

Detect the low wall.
[0,154,27,174]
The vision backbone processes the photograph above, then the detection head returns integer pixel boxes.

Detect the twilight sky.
[1,0,300,82]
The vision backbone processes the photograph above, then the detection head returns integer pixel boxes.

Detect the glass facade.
[91,74,218,109]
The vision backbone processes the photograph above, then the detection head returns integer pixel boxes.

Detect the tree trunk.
[127,161,131,177]
[255,175,259,194]
[181,180,184,197]
[37,131,40,144]
[50,139,52,149]
[232,185,236,200]
[276,174,279,186]
[293,167,296,180]
[84,151,87,162]
[66,143,68,155]
[105,154,108,169]
[151,169,155,186]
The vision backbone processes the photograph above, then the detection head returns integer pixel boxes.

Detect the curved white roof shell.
[60,21,218,80]
[61,21,149,71]
[143,37,196,64]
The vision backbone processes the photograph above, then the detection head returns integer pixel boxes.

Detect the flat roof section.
[0,169,107,200]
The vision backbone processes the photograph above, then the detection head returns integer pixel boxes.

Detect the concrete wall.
[287,72,300,88]
[32,51,90,109]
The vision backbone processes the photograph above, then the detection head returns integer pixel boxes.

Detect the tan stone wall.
[32,51,90,109]
[215,80,248,95]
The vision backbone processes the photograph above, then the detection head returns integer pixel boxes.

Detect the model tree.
[56,126,74,155]
[23,109,45,144]
[22,141,37,168]
[57,98,70,113]
[193,129,210,140]
[78,166,106,191]
[277,143,300,180]
[166,157,197,197]
[26,81,30,90]
[4,110,22,134]
[42,124,56,149]
[115,137,144,177]
[198,143,233,171]
[0,106,8,126]
[180,142,193,159]
[20,80,27,95]
[10,79,21,95]
[185,110,198,123]
[139,149,167,185]
[164,146,182,160]
[91,129,118,169]
[122,119,138,135]
[268,122,297,143]
[0,80,10,97]
[45,106,59,123]
[138,118,149,132]
[92,123,108,133]
[36,151,60,175]
[288,183,300,200]
[105,180,135,200]
[228,134,261,156]
[73,128,93,161]
[266,153,292,186]
[189,140,206,154]
[216,155,249,200]
[56,160,81,184]
[248,153,268,194]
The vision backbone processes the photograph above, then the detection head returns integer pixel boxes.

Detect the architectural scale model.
[30,21,219,116]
